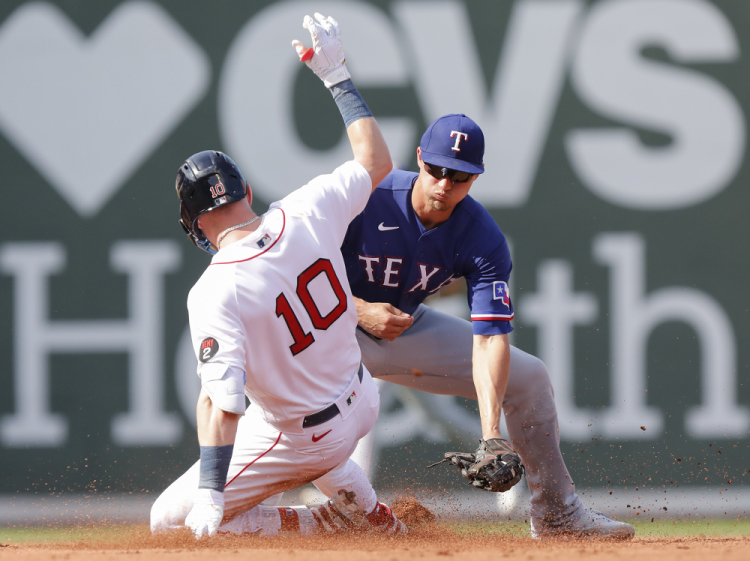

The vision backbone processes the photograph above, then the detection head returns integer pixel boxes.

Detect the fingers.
[303,14,322,41]
[314,12,332,33]
[314,13,340,38]
[389,314,413,327]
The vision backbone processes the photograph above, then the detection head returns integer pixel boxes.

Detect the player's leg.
[357,306,582,522]
[306,391,406,535]
[219,368,405,535]
[153,367,392,535]
[150,402,327,533]
[151,394,362,533]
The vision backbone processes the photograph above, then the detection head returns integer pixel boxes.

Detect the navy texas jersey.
[341,169,514,336]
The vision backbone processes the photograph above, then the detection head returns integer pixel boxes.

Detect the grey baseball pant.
[355,304,582,523]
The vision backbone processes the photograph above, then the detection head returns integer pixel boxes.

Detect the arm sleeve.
[464,237,515,336]
[188,274,247,376]
[282,160,372,245]
[200,363,247,415]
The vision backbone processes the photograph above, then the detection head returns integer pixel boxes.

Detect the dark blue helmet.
[176,150,247,254]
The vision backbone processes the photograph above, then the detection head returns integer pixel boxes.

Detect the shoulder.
[281,160,370,212]
[454,196,505,241]
[188,265,237,313]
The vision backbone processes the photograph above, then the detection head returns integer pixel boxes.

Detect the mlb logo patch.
[215,196,227,206]
[346,391,357,406]
[257,233,272,248]
[493,281,510,307]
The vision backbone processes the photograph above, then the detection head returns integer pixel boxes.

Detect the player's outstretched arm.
[184,389,241,538]
[472,334,511,440]
[293,13,392,189]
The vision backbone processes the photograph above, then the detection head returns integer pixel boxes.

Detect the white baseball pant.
[151,366,381,533]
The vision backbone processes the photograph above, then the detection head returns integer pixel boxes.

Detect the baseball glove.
[427,438,525,493]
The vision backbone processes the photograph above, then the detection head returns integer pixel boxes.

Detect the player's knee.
[518,355,553,398]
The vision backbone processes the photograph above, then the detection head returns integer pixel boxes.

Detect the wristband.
[198,445,234,492]
[330,79,373,128]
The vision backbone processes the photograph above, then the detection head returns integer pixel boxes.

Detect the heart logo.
[0,1,210,217]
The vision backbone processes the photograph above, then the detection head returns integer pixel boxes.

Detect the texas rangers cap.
[419,113,485,175]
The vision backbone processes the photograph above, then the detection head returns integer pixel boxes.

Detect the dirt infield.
[1,529,749,561]
[2,499,749,561]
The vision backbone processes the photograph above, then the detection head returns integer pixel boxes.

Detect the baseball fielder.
[150,13,405,538]
[342,114,635,540]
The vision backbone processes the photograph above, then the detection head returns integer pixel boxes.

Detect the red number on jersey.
[275,258,348,355]
[296,258,347,329]
[275,293,315,355]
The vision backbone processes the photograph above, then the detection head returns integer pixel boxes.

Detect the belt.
[302,363,364,429]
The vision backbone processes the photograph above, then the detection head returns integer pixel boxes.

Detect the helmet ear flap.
[179,201,217,255]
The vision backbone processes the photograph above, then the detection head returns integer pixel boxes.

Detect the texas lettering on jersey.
[341,169,514,336]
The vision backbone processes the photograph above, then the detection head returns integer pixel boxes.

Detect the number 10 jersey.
[186,161,371,432]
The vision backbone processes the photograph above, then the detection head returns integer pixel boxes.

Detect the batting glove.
[185,488,224,538]
[292,13,351,88]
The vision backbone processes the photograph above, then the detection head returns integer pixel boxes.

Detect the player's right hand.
[355,299,413,341]
[292,13,351,88]
[185,488,225,538]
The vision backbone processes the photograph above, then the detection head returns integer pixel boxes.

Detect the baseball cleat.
[366,502,408,536]
[530,508,635,540]
[309,500,367,533]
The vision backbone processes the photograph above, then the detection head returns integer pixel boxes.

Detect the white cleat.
[530,509,635,540]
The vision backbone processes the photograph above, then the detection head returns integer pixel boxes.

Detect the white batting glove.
[292,13,351,88]
[185,488,224,538]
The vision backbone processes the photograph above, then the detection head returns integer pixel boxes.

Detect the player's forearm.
[196,388,241,446]
[330,81,392,188]
[346,116,392,188]
[472,334,510,440]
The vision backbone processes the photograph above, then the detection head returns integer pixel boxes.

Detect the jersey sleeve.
[282,160,372,245]
[464,237,514,336]
[187,272,247,377]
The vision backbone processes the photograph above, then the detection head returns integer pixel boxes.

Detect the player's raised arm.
[293,13,391,189]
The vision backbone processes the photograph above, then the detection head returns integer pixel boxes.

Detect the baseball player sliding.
[342,114,635,540]
[150,13,405,538]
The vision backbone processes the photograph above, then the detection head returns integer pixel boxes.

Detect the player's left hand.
[185,488,225,538]
[428,438,525,493]
[292,13,351,88]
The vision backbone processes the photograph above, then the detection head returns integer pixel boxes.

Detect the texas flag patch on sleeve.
[493,281,511,307]
[470,281,514,323]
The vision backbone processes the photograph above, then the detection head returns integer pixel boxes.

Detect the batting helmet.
[176,150,248,254]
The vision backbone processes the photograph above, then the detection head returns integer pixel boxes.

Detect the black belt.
[302,363,363,429]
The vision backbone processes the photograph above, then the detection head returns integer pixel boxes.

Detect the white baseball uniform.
[151,161,383,532]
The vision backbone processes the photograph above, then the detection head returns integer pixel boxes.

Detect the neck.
[202,206,260,250]
[216,214,260,248]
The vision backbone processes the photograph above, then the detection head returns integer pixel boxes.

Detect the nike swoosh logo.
[378,222,399,231]
[311,429,332,442]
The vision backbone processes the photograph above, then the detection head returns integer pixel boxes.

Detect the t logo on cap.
[419,114,485,176]
[450,131,469,152]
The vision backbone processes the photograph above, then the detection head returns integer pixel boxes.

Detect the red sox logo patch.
[199,337,219,362]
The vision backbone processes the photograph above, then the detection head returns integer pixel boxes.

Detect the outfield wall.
[0,0,748,497]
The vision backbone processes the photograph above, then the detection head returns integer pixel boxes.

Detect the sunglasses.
[423,162,474,184]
